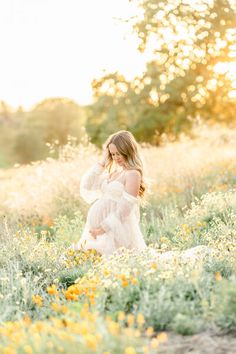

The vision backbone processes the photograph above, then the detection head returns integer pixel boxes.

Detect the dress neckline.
[106,179,125,188]
[104,179,138,202]
[107,170,125,184]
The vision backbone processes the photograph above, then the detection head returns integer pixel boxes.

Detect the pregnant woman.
[74,130,147,257]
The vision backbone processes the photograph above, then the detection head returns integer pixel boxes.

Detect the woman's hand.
[99,148,109,167]
[89,227,105,239]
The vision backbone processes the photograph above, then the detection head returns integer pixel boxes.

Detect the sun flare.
[0,0,147,109]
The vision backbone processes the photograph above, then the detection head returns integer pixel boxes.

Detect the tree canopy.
[0,98,86,166]
[87,0,236,145]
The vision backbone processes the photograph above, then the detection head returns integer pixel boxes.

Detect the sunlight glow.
[214,61,236,98]
[0,0,149,110]
[214,61,236,80]
[1,0,236,110]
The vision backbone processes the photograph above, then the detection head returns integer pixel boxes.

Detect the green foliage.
[214,277,236,329]
[52,210,85,246]
[204,258,235,279]
[170,313,204,335]
[0,235,61,321]
[58,267,86,288]
[87,0,236,146]
[14,129,48,164]
[94,269,214,333]
[35,224,55,241]
[0,98,86,165]
[32,98,86,146]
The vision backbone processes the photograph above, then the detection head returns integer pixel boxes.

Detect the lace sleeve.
[80,163,105,204]
[100,191,141,248]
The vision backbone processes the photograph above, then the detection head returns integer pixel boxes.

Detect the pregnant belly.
[87,198,116,228]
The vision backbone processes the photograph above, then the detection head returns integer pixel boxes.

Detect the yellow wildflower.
[107,321,120,336]
[61,305,68,314]
[84,334,98,351]
[102,268,111,277]
[23,345,33,354]
[157,332,168,342]
[127,314,135,326]
[122,279,129,287]
[118,311,125,321]
[150,262,157,270]
[23,315,31,325]
[47,284,58,296]
[151,338,159,349]
[51,303,60,312]
[64,290,78,301]
[125,347,136,354]
[130,276,138,285]
[67,249,74,257]
[146,326,154,337]
[32,295,43,307]
[215,271,222,282]
[136,313,145,326]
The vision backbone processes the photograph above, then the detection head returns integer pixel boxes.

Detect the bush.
[214,277,236,330]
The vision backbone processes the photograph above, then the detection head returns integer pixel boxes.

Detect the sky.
[0,0,149,109]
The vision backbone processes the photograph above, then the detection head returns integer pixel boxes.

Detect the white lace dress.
[75,163,147,257]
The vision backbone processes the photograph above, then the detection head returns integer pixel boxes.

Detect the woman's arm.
[80,149,110,204]
[79,163,105,204]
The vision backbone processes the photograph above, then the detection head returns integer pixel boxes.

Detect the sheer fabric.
[75,163,147,257]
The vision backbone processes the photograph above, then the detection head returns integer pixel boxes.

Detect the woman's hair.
[104,130,146,197]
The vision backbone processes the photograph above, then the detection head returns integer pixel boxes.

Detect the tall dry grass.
[0,123,235,221]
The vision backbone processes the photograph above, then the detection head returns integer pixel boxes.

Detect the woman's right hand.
[99,148,109,167]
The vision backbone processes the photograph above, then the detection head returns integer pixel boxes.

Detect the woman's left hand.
[89,227,105,239]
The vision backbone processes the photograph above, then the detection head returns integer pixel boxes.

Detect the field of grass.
[0,124,235,354]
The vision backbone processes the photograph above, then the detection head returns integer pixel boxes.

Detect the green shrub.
[214,277,236,330]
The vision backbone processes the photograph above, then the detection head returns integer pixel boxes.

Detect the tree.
[88,0,236,145]
[13,97,86,164]
[86,73,130,146]
[32,97,86,145]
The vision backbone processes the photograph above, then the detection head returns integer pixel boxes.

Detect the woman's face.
[108,143,126,167]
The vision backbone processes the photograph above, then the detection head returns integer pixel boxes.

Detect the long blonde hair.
[104,130,146,197]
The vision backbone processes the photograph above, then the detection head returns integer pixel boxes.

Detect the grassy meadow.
[0,124,236,354]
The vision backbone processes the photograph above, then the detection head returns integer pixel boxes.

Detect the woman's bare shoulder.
[125,169,141,179]
[124,169,141,197]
